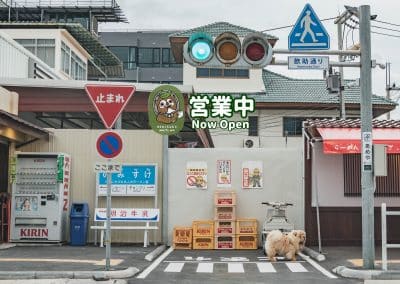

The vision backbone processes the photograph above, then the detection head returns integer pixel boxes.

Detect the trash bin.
[70,203,89,246]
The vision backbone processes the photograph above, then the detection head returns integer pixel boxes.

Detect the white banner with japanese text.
[217,160,232,187]
[94,208,159,222]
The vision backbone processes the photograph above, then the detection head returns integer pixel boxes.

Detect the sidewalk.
[0,243,157,280]
[311,246,400,280]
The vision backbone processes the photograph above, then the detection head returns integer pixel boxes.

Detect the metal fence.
[1,0,116,8]
[381,203,400,270]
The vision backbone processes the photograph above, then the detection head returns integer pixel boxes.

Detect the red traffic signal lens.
[245,42,265,62]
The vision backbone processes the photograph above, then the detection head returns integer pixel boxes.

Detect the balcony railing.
[1,0,117,8]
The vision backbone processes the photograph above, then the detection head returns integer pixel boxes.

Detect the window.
[283,117,329,136]
[108,46,137,69]
[248,116,258,136]
[162,48,181,67]
[344,154,400,196]
[138,48,156,67]
[15,38,55,67]
[60,41,87,80]
[196,68,249,78]
[61,42,70,74]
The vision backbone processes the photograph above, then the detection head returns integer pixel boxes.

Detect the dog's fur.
[265,230,306,261]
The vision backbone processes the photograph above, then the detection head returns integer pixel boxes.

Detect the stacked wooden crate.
[214,191,236,249]
[236,219,258,249]
[173,227,193,249]
[192,220,214,249]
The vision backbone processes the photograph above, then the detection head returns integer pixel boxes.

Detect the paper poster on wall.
[15,196,38,212]
[217,160,232,187]
[242,161,263,189]
[186,161,207,189]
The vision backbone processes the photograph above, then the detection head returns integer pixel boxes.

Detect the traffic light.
[183,32,273,69]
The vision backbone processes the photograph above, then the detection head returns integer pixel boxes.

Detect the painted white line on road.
[286,262,308,272]
[164,262,184,272]
[136,246,174,279]
[196,262,213,273]
[298,252,338,279]
[256,262,276,273]
[228,263,244,273]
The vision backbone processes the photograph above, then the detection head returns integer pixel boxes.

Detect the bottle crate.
[214,190,236,206]
[236,235,258,250]
[214,206,236,221]
[192,220,214,237]
[214,235,236,249]
[193,236,214,249]
[215,220,235,235]
[173,227,192,243]
[236,219,258,235]
[173,242,192,250]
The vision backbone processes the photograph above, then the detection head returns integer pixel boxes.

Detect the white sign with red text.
[94,208,159,222]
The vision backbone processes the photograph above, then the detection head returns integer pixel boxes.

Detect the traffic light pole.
[359,5,375,270]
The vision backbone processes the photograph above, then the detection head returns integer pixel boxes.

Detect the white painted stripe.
[256,262,276,273]
[228,263,244,273]
[164,262,184,272]
[136,247,174,279]
[196,262,213,273]
[286,262,308,272]
[299,252,338,279]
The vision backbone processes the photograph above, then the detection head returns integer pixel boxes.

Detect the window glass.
[196,68,209,77]
[153,48,160,64]
[108,46,129,62]
[236,69,249,78]
[138,48,153,67]
[248,116,258,136]
[210,68,223,77]
[223,69,236,77]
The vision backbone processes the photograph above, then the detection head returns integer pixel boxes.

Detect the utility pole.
[359,5,375,270]
[336,17,346,119]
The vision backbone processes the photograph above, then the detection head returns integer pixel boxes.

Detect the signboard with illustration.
[186,161,207,190]
[15,196,38,212]
[97,164,157,196]
[148,85,185,135]
[217,160,232,187]
[242,161,263,189]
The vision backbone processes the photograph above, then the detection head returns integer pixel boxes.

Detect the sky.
[100,0,400,119]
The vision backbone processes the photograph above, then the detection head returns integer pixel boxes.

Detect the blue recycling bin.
[70,203,89,246]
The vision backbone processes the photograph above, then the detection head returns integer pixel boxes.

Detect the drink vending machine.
[10,152,71,242]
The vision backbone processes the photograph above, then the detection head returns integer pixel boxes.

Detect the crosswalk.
[163,261,310,274]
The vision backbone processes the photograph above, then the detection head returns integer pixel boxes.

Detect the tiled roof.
[255,69,395,106]
[170,21,278,39]
[305,118,400,129]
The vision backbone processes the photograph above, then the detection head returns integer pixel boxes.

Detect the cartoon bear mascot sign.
[148,85,185,135]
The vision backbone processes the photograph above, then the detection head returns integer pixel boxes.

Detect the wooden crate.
[215,235,236,249]
[214,206,236,221]
[192,220,214,237]
[173,242,192,250]
[193,236,214,250]
[215,220,235,235]
[236,235,258,250]
[236,219,258,235]
[214,190,236,206]
[173,227,192,243]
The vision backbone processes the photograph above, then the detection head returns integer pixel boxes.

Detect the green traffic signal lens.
[191,41,212,62]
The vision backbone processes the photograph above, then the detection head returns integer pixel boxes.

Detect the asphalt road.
[131,249,363,284]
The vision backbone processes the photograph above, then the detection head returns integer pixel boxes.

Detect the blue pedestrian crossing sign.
[288,4,330,50]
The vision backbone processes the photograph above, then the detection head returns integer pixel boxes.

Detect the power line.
[261,16,337,32]
[373,19,400,28]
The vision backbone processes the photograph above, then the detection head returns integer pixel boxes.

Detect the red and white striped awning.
[317,128,400,154]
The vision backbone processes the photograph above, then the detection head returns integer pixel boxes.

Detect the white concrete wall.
[0,86,18,114]
[167,148,304,245]
[0,32,29,78]
[311,142,400,207]
[183,63,265,93]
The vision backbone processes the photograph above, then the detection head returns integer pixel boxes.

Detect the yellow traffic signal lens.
[218,42,238,61]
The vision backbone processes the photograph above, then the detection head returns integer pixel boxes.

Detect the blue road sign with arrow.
[288,3,330,50]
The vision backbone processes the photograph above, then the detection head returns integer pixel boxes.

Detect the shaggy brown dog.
[265,230,296,261]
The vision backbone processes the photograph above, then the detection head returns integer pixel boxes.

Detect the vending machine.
[10,152,71,242]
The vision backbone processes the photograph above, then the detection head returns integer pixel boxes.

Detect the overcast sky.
[101,0,400,118]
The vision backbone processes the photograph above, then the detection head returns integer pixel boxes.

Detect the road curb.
[145,245,166,262]
[303,247,326,262]
[0,267,139,280]
[332,265,400,280]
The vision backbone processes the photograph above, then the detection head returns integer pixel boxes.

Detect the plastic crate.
[192,220,214,237]
[215,235,236,249]
[173,242,192,250]
[173,227,193,243]
[236,235,258,250]
[193,236,214,250]
[236,219,258,235]
[215,220,236,235]
[214,206,236,221]
[214,191,236,206]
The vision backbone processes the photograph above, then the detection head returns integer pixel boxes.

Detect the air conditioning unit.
[243,137,259,148]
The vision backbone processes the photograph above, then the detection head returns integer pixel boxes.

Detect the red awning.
[317,128,400,154]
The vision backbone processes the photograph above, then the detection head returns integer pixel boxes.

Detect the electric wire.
[261,16,337,32]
